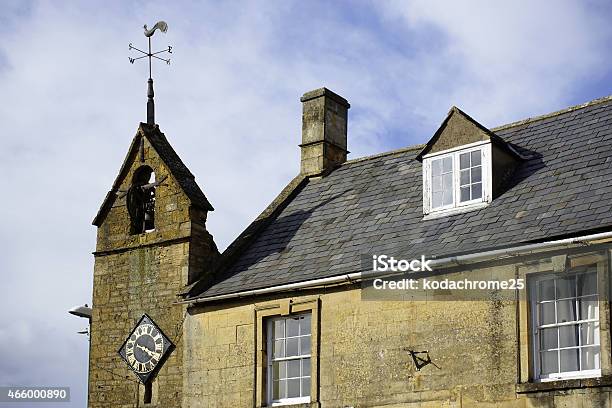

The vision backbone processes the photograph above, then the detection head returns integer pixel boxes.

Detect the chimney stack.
[300,88,350,176]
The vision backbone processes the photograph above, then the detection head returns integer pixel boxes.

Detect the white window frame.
[529,268,601,382]
[266,314,312,406]
[422,141,492,216]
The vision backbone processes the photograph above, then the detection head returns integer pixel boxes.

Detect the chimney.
[300,87,350,176]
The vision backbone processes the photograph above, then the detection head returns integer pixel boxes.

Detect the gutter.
[180,230,612,306]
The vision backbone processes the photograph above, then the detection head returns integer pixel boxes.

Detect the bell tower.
[88,122,219,407]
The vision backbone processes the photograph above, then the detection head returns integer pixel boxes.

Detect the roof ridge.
[344,144,426,165]
[327,95,612,167]
[492,94,612,132]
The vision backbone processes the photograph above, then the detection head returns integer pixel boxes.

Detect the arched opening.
[127,166,156,234]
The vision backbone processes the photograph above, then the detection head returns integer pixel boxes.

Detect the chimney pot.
[300,87,350,176]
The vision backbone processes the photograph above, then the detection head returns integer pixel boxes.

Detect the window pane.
[302,358,311,377]
[300,315,311,335]
[432,159,442,176]
[560,348,579,372]
[442,157,452,173]
[443,190,453,206]
[286,338,299,357]
[472,166,482,183]
[557,299,577,323]
[581,347,600,370]
[432,175,442,192]
[273,320,285,339]
[556,276,576,299]
[287,318,300,337]
[471,150,481,166]
[578,272,597,296]
[579,297,598,320]
[540,327,558,350]
[559,324,579,348]
[272,361,286,381]
[432,192,443,208]
[538,279,555,301]
[301,378,311,397]
[272,380,281,400]
[459,152,470,169]
[539,302,555,325]
[272,361,279,380]
[287,379,301,398]
[460,169,470,186]
[460,187,470,202]
[443,173,453,191]
[274,339,285,358]
[287,359,300,378]
[278,380,287,399]
[471,183,482,200]
[432,159,454,208]
[300,335,311,355]
[541,350,558,374]
[580,322,599,346]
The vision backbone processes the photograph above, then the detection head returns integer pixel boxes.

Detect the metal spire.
[128,21,172,125]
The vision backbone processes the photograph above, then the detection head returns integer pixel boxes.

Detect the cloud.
[0,1,610,406]
[379,0,612,126]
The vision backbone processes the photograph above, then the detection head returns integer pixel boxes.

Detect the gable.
[416,106,522,162]
[93,123,213,228]
[426,108,491,155]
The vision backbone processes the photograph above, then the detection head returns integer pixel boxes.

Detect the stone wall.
[182,251,612,408]
[89,244,187,408]
[89,129,218,407]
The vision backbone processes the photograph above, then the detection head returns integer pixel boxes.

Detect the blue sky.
[0,1,611,406]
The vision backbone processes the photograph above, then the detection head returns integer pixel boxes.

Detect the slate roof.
[93,123,213,226]
[188,96,612,300]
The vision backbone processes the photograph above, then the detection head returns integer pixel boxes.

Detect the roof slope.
[190,96,612,299]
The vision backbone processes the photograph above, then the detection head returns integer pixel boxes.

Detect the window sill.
[516,375,612,394]
[262,403,319,408]
[423,201,489,220]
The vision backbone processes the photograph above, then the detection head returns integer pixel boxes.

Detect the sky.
[0,0,611,406]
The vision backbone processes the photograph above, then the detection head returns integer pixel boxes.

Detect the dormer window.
[417,106,524,218]
[423,143,491,216]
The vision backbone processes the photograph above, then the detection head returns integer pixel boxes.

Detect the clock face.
[118,314,174,383]
[125,323,164,373]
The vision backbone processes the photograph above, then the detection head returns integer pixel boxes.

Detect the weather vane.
[128,21,172,125]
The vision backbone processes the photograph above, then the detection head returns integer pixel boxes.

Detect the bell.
[144,210,155,231]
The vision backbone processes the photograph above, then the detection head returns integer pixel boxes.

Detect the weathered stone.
[300,88,350,176]
[88,124,219,408]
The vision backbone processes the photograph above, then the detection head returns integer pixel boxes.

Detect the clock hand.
[136,344,156,358]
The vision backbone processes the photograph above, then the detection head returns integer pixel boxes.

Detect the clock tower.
[88,122,219,407]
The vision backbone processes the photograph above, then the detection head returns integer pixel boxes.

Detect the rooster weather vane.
[128,21,172,125]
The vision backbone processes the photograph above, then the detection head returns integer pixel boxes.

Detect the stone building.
[88,88,612,407]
